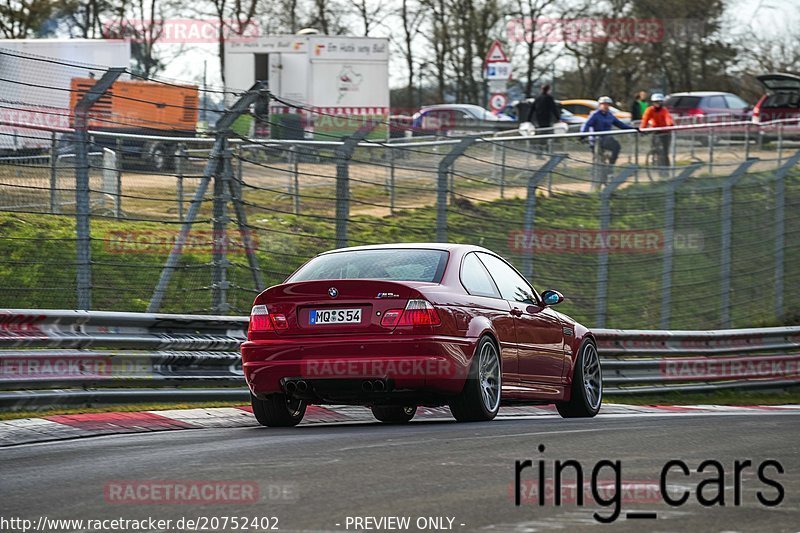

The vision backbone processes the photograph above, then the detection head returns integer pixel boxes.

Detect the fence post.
[114,137,122,218]
[500,142,506,199]
[744,122,751,161]
[719,159,759,327]
[335,124,376,248]
[522,155,564,279]
[49,131,58,214]
[388,146,396,215]
[436,137,476,242]
[707,129,714,174]
[772,151,800,322]
[212,141,231,314]
[292,146,300,215]
[176,143,185,222]
[659,163,702,329]
[595,166,636,328]
[670,129,677,179]
[72,67,124,310]
[148,81,268,313]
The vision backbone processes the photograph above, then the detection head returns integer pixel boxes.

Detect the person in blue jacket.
[580,96,636,166]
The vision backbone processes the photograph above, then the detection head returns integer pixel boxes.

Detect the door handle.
[510,307,523,317]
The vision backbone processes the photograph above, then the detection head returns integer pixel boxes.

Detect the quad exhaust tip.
[362,379,387,393]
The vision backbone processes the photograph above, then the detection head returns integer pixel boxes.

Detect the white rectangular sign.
[484,62,512,80]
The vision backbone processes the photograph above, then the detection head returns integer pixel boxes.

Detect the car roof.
[420,104,486,112]
[667,91,734,97]
[317,243,493,255]
[560,99,597,105]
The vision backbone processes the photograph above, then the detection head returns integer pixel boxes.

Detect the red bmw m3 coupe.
[241,244,602,426]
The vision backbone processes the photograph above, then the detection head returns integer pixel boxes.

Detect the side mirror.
[541,289,564,306]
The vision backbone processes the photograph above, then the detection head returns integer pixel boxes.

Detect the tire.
[557,340,602,418]
[450,336,501,422]
[146,142,176,172]
[371,405,417,424]
[251,393,306,427]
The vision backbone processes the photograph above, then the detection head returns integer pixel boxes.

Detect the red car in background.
[241,244,601,427]
[753,73,800,139]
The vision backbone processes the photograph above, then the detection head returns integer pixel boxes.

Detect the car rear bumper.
[241,335,476,400]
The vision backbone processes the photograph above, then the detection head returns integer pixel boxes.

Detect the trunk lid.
[255,280,426,336]
[756,73,800,93]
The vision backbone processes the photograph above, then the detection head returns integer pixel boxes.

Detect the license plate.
[310,308,362,325]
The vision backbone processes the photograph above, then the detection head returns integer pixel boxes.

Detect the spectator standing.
[527,84,560,131]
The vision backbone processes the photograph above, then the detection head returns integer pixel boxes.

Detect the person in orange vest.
[640,93,675,168]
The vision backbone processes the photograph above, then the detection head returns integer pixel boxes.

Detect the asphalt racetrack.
[1,412,798,532]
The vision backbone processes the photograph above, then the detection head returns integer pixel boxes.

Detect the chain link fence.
[1,48,800,328]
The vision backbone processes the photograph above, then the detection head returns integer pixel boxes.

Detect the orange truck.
[70,77,199,170]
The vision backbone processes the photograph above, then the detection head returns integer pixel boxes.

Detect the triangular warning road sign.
[485,40,508,64]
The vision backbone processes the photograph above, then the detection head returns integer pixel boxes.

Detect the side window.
[577,105,592,115]
[476,253,536,304]
[724,95,749,110]
[460,253,500,298]
[707,96,727,108]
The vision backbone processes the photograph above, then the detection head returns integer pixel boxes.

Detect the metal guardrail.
[0,310,797,409]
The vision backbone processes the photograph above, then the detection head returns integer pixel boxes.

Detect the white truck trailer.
[224,34,390,139]
[0,39,130,151]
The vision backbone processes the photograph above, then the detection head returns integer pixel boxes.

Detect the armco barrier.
[0,310,798,409]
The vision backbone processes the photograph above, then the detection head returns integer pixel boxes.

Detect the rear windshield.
[763,93,800,109]
[666,96,701,108]
[288,249,449,283]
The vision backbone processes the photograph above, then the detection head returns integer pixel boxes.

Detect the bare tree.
[308,0,349,34]
[349,0,389,36]
[57,0,111,38]
[0,0,55,37]
[205,0,258,85]
[509,0,557,97]
[393,0,425,106]
[420,0,451,101]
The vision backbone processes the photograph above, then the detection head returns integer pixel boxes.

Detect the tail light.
[248,304,288,334]
[381,299,441,328]
[752,105,761,124]
[687,108,705,118]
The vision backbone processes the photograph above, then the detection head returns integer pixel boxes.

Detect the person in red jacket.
[640,93,674,169]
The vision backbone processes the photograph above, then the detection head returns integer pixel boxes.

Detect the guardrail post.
[73,67,124,310]
[720,159,759,327]
[335,124,376,249]
[660,163,702,328]
[595,166,636,328]
[773,151,800,321]
[522,155,564,280]
[148,82,268,313]
[436,137,476,242]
